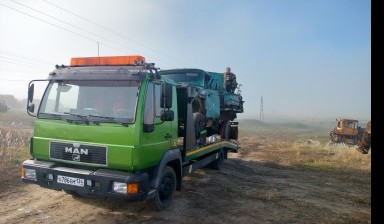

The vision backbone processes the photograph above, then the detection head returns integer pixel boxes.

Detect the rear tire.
[230,125,238,140]
[220,120,231,140]
[149,166,177,210]
[210,151,224,170]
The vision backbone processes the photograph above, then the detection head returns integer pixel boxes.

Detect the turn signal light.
[127,183,139,195]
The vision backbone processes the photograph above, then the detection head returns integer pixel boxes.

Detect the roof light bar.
[70,55,146,66]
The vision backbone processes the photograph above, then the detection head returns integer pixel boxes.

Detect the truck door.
[138,82,175,168]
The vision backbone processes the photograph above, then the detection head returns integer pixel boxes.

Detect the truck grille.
[50,142,107,166]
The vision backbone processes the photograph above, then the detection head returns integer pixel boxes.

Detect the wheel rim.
[159,174,174,201]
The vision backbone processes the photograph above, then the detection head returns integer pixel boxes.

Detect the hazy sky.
[0,0,371,121]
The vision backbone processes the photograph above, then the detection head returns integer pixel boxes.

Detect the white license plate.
[57,175,84,187]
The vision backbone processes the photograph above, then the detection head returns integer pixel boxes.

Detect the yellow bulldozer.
[329,118,365,145]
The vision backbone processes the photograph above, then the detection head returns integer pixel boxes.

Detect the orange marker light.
[127,183,139,195]
[70,55,145,66]
[21,167,25,178]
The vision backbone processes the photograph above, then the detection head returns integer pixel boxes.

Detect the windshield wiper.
[88,114,130,127]
[38,112,63,120]
[64,112,89,124]
[88,114,114,123]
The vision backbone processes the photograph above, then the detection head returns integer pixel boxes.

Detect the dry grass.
[239,125,371,178]
[273,140,370,174]
[0,127,32,170]
[0,127,32,191]
[239,127,371,178]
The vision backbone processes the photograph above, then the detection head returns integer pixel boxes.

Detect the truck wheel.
[149,166,177,210]
[220,120,230,140]
[210,151,224,170]
[230,125,238,140]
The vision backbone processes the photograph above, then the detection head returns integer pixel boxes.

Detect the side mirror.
[27,103,35,113]
[161,83,172,108]
[26,80,48,117]
[28,83,34,103]
[161,110,174,121]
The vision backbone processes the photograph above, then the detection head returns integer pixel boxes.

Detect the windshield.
[38,80,140,124]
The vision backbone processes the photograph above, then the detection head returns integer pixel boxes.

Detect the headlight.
[113,182,139,195]
[113,182,127,194]
[22,168,37,181]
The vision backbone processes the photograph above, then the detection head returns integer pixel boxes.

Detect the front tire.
[149,166,177,210]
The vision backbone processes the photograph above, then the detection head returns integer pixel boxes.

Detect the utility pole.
[260,96,264,122]
[97,41,100,65]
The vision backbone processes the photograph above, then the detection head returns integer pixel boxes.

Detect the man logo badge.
[64,143,89,156]
[72,154,80,162]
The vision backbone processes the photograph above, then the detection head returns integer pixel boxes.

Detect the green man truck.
[22,55,244,210]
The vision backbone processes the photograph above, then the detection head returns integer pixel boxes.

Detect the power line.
[0,69,43,73]
[41,0,185,65]
[0,2,128,55]
[0,3,94,42]
[0,79,30,81]
[7,0,136,54]
[1,1,181,68]
[0,58,47,70]
[0,54,47,68]
[260,96,264,122]
[0,49,55,64]
[43,0,130,40]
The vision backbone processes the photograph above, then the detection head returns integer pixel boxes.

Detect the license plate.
[57,175,84,187]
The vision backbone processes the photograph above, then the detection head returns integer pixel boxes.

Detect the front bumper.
[21,159,150,201]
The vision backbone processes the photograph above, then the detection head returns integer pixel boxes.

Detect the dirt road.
[0,130,371,224]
